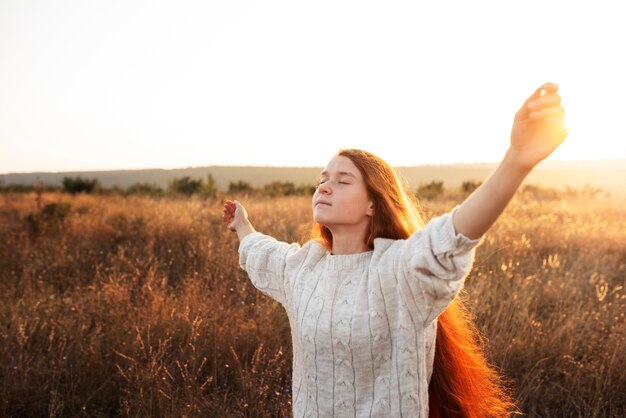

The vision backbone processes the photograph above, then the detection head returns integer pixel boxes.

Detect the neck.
[329,229,371,255]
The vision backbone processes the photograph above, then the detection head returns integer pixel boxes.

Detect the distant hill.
[1,158,625,196]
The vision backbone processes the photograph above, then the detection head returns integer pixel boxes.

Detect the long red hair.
[310,149,519,417]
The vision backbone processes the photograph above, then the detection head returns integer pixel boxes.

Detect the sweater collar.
[325,249,374,270]
[310,236,395,270]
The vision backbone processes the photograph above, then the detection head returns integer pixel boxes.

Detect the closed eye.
[317,181,352,186]
[318,181,350,185]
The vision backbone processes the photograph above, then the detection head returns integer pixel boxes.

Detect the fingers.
[222,209,232,225]
[528,93,561,109]
[524,82,558,106]
[223,200,238,211]
[517,82,563,121]
[223,199,243,231]
[223,202,234,213]
[539,82,559,94]
[223,200,235,225]
[529,106,565,120]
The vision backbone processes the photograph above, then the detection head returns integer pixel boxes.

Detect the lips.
[315,200,331,206]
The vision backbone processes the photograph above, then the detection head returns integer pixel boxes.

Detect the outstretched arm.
[453,82,568,240]
[224,199,300,307]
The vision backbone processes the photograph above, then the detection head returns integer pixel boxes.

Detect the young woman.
[223,82,567,417]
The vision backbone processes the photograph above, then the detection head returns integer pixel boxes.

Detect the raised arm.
[223,199,307,307]
[453,82,568,240]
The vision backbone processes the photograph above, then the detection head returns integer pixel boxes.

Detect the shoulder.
[373,236,397,251]
[370,236,403,268]
[369,211,450,261]
[285,238,328,271]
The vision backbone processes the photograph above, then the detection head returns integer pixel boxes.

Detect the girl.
[222,83,567,417]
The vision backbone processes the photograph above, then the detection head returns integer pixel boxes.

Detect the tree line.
[0,173,489,200]
[0,174,604,202]
[0,174,317,198]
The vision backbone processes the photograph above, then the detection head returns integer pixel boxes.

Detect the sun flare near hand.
[547,84,625,161]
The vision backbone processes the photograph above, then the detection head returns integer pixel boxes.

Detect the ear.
[366,201,374,217]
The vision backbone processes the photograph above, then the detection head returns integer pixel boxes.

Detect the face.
[312,155,374,229]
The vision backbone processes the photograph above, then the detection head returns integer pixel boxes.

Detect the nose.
[318,181,331,194]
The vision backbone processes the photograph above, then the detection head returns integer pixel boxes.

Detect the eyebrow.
[319,170,357,179]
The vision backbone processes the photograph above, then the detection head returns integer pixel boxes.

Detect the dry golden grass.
[0,189,625,417]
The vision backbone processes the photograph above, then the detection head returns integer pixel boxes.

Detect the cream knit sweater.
[238,205,485,418]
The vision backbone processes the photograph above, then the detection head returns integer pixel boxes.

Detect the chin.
[313,216,331,227]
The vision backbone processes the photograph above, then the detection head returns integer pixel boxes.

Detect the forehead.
[320,156,362,179]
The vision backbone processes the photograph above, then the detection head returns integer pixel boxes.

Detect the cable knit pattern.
[238,205,485,418]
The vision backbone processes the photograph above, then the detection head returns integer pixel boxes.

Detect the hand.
[223,199,249,232]
[509,82,569,170]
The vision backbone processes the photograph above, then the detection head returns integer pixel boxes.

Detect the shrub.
[126,182,164,197]
[461,180,482,194]
[202,174,219,199]
[228,180,254,194]
[416,180,444,200]
[62,177,100,195]
[169,176,204,196]
[262,181,310,197]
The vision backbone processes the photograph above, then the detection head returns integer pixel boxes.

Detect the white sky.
[1,0,625,173]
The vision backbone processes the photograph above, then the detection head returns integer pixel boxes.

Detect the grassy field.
[0,188,625,417]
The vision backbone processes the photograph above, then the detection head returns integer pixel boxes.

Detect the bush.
[202,174,219,199]
[416,180,444,200]
[262,181,311,197]
[461,180,482,194]
[125,182,164,197]
[62,177,100,195]
[228,180,254,194]
[169,176,204,196]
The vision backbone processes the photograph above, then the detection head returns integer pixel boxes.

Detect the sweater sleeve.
[238,231,302,307]
[399,205,485,325]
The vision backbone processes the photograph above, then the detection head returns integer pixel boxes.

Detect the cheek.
[346,189,367,205]
[340,196,362,215]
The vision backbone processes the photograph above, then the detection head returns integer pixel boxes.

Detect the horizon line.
[2,156,626,176]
